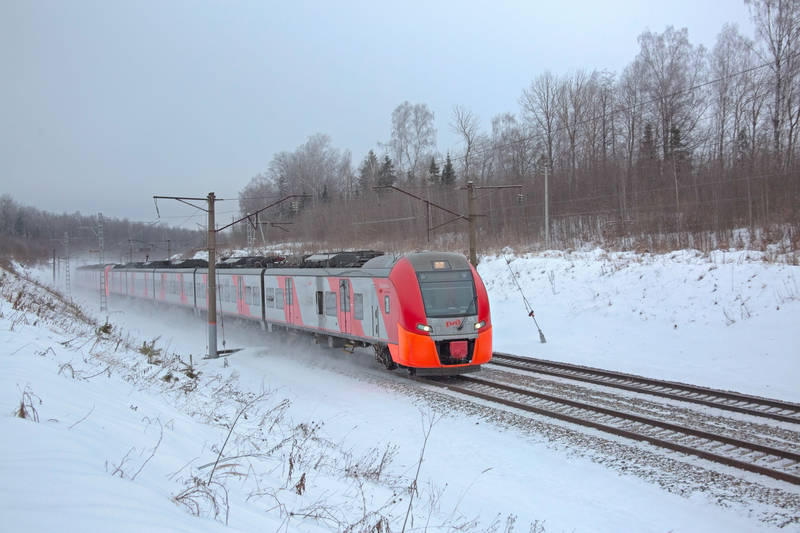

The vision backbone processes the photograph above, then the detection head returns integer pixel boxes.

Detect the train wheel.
[374,345,397,370]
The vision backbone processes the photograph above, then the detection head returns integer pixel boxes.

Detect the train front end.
[388,252,492,375]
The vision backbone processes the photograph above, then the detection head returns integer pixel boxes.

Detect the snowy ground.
[487,248,800,402]
[1,249,799,532]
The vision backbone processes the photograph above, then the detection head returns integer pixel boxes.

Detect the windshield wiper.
[456,295,477,330]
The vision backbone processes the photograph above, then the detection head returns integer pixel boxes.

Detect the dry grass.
[15,386,41,422]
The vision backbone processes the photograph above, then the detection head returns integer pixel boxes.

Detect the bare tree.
[388,102,437,183]
[491,113,536,182]
[636,27,708,161]
[521,72,559,170]
[746,0,800,169]
[556,70,592,192]
[711,24,757,169]
[450,105,480,183]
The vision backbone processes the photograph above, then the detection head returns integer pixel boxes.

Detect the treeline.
[0,195,203,264]
[239,1,800,253]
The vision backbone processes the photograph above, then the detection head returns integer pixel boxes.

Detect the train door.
[371,291,380,339]
[285,277,294,325]
[316,276,326,329]
[339,279,350,335]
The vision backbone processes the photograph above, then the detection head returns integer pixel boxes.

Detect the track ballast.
[416,374,800,485]
[490,352,800,424]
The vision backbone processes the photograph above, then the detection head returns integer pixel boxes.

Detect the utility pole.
[247,214,256,249]
[544,162,550,249]
[467,181,477,266]
[154,191,309,358]
[461,182,522,266]
[207,192,217,358]
[81,213,107,312]
[375,183,521,267]
[98,213,106,313]
[63,232,71,301]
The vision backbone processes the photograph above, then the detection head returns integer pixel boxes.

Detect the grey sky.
[1,1,754,226]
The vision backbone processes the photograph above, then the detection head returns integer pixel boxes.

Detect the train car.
[108,262,154,300]
[75,263,114,295]
[203,251,492,374]
[153,260,205,310]
[108,264,129,297]
[93,250,492,375]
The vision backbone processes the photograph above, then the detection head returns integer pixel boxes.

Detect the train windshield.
[417,270,476,318]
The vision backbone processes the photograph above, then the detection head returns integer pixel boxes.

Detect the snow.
[1,249,799,532]
[486,249,800,401]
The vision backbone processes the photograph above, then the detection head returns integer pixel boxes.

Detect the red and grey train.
[77,251,492,374]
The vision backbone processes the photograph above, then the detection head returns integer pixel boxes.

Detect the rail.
[490,352,800,424]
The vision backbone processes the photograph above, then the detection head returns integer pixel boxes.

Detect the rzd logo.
[445,320,462,328]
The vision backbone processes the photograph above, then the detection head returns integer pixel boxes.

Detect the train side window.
[265,287,275,308]
[245,286,252,304]
[275,288,284,309]
[384,295,390,314]
[354,293,363,320]
[316,291,323,315]
[324,291,337,316]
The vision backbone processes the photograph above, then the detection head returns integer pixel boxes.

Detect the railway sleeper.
[749,452,769,462]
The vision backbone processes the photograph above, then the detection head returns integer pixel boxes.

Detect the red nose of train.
[387,252,492,373]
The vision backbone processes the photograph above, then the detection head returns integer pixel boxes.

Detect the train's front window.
[417,270,476,318]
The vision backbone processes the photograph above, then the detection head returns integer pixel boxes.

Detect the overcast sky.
[1,1,755,226]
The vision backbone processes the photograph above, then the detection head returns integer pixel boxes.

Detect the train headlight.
[416,323,432,333]
[474,320,485,330]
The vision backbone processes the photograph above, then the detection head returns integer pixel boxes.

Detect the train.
[76,250,492,375]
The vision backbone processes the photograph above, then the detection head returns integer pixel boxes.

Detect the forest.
[4,1,799,262]
[0,195,202,264]
[239,1,800,254]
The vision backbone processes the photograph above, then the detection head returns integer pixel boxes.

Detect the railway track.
[417,374,800,485]
[490,352,800,425]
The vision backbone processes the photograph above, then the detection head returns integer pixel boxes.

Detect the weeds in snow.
[402,409,442,533]
[3,264,552,531]
[207,391,269,485]
[97,320,112,336]
[57,362,76,378]
[14,385,41,422]
[173,476,231,525]
[775,274,799,305]
[139,338,163,365]
[106,417,164,481]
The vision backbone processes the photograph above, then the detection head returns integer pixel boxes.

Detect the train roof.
[77,263,115,270]
[104,250,469,273]
[112,259,208,270]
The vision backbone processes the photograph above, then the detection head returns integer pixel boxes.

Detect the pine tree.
[440,153,456,186]
[668,126,692,177]
[427,157,441,186]
[639,123,659,180]
[669,126,688,164]
[377,155,396,187]
[357,150,380,192]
